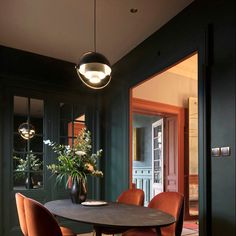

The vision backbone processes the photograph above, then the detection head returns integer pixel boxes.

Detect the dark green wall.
[103,1,235,236]
[0,46,104,235]
[0,84,3,236]
[0,0,235,235]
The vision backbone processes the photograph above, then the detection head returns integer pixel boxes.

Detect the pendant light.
[18,98,35,140]
[18,122,35,140]
[75,0,111,89]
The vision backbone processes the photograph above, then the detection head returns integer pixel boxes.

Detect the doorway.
[130,53,198,223]
[131,99,184,205]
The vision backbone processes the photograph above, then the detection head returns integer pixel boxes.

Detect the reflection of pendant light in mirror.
[18,122,35,140]
[75,0,111,89]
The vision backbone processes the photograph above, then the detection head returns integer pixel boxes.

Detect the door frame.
[129,97,185,195]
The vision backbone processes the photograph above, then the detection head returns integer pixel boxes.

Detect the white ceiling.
[168,53,198,80]
[0,0,193,65]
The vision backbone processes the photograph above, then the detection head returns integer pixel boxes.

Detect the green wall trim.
[0,85,3,235]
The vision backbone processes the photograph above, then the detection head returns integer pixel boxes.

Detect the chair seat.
[60,226,76,236]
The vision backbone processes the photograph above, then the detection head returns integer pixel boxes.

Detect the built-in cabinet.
[1,91,97,236]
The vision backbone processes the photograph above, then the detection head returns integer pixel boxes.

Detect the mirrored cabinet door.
[13,96,44,190]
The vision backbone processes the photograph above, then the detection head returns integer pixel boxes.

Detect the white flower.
[75,151,86,156]
[44,140,51,145]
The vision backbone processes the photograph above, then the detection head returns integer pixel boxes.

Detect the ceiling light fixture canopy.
[75,0,111,89]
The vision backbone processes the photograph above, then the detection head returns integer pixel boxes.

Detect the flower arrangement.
[14,151,42,179]
[44,128,103,187]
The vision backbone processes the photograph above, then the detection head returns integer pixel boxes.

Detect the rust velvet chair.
[122,192,184,236]
[117,188,145,206]
[99,188,145,235]
[15,193,28,236]
[15,193,76,236]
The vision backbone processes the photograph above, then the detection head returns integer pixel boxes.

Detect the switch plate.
[221,147,231,156]
[211,147,220,157]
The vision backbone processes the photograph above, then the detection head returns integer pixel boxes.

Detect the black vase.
[70,179,87,204]
[25,173,33,189]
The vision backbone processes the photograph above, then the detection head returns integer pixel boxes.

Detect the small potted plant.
[44,128,103,204]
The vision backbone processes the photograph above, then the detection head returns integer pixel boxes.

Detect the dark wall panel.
[103,89,130,201]
[0,47,102,235]
[103,1,235,235]
[210,2,235,233]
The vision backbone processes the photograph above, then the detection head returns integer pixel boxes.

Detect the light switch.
[221,147,231,156]
[211,147,220,157]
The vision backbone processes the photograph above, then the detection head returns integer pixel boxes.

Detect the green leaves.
[14,151,42,172]
[45,128,103,187]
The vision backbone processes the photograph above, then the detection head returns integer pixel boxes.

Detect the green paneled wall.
[0,1,235,236]
[103,1,235,236]
[103,88,130,201]
[0,47,103,235]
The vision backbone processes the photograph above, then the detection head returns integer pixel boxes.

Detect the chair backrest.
[117,188,144,206]
[24,197,62,236]
[15,193,28,236]
[148,192,184,236]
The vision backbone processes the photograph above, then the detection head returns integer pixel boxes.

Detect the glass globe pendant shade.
[76,52,111,89]
[18,122,36,140]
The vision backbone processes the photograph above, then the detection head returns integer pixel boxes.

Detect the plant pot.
[70,179,87,204]
[25,173,33,189]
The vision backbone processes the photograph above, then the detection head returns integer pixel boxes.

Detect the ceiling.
[0,0,193,65]
[133,53,198,108]
[168,53,198,80]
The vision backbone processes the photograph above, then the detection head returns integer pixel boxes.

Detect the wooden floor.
[79,220,199,236]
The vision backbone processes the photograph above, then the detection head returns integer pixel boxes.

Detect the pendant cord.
[94,0,96,52]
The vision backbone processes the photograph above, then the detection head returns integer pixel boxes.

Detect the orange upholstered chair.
[15,193,76,236]
[117,188,145,206]
[15,193,28,236]
[100,188,145,235]
[122,192,184,236]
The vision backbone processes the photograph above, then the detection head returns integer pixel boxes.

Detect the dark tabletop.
[45,199,175,228]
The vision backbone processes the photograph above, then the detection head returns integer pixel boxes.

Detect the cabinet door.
[3,96,46,236]
[2,95,91,236]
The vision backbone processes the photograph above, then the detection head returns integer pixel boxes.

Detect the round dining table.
[45,199,175,236]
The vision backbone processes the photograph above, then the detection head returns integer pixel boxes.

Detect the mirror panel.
[13,96,44,190]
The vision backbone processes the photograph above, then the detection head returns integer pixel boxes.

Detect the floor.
[79,229,198,235]
[78,222,198,236]
[182,220,199,236]
[182,227,198,236]
[189,200,199,216]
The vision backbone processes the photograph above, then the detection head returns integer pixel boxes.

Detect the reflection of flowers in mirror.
[14,151,42,180]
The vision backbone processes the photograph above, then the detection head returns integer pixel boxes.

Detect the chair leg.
[155,227,162,236]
